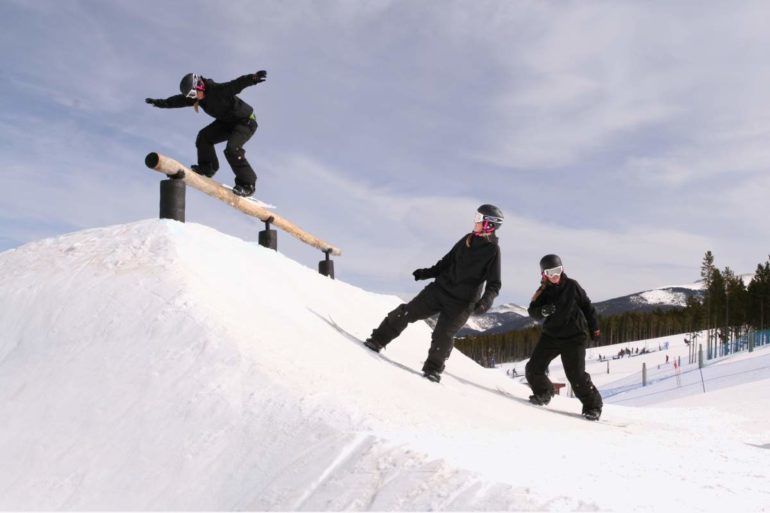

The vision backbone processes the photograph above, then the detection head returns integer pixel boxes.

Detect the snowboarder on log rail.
[144,151,341,257]
[145,71,266,198]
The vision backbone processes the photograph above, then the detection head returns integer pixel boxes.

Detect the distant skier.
[145,71,267,197]
[526,254,603,420]
[363,205,504,383]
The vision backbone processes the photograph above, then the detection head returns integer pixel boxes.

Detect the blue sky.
[2,0,769,305]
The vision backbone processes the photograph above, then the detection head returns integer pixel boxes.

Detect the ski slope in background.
[0,220,767,511]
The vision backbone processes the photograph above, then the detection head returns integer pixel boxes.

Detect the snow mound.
[0,220,768,511]
[0,220,555,509]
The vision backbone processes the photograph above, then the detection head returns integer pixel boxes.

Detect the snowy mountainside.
[593,273,752,316]
[1,219,768,512]
[593,285,703,316]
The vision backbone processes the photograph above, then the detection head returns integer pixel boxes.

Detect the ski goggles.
[474,212,503,225]
[542,266,563,278]
[185,74,204,98]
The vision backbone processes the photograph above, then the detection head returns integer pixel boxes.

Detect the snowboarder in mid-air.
[526,254,603,420]
[363,204,504,383]
[145,71,267,197]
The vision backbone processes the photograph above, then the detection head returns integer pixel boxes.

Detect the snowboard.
[221,184,276,209]
[323,315,436,382]
[495,387,629,428]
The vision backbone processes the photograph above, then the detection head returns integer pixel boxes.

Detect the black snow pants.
[369,283,474,374]
[196,116,258,187]
[525,333,603,410]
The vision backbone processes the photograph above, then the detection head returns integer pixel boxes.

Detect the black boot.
[529,391,553,406]
[232,183,256,197]
[422,360,444,383]
[363,338,384,353]
[582,407,602,421]
[191,164,215,178]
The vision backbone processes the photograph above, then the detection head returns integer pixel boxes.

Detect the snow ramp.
[1,220,767,511]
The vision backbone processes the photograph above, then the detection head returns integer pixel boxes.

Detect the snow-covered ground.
[0,220,768,511]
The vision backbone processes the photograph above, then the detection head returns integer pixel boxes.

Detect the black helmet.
[180,73,203,98]
[539,254,563,271]
[475,204,504,232]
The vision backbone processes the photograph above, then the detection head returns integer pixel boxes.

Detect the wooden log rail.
[145,152,342,256]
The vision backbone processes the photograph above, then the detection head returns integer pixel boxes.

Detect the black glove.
[473,297,492,315]
[412,268,432,281]
[254,70,267,83]
[591,329,601,342]
[541,304,556,317]
[145,98,160,107]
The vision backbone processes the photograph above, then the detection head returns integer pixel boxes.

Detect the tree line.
[455,252,770,365]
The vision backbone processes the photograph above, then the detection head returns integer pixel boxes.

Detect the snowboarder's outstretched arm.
[217,71,268,96]
[412,238,462,281]
[145,94,195,108]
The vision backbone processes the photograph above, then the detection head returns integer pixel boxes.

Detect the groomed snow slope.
[0,220,767,511]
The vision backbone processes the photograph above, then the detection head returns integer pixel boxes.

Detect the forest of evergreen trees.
[455,251,770,365]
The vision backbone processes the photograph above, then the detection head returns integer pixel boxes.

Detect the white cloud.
[469,2,770,173]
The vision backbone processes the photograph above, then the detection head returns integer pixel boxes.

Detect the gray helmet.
[539,254,562,271]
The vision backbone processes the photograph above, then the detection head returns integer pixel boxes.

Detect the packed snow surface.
[0,220,767,511]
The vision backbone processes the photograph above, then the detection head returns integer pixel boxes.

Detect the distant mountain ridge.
[452,281,707,337]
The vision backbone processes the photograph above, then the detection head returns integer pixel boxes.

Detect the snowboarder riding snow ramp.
[144,151,342,256]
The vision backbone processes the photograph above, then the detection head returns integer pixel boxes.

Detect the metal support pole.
[259,216,277,250]
[642,362,647,387]
[159,177,186,222]
[319,250,335,279]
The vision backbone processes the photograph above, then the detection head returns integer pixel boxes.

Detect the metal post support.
[319,250,335,279]
[159,177,186,222]
[259,216,277,250]
[642,362,647,387]
[698,344,703,369]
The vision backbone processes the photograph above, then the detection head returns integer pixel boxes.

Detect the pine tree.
[701,251,716,288]
[748,258,770,330]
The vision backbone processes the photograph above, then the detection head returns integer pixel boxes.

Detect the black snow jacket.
[528,273,598,340]
[150,74,261,124]
[419,233,502,305]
